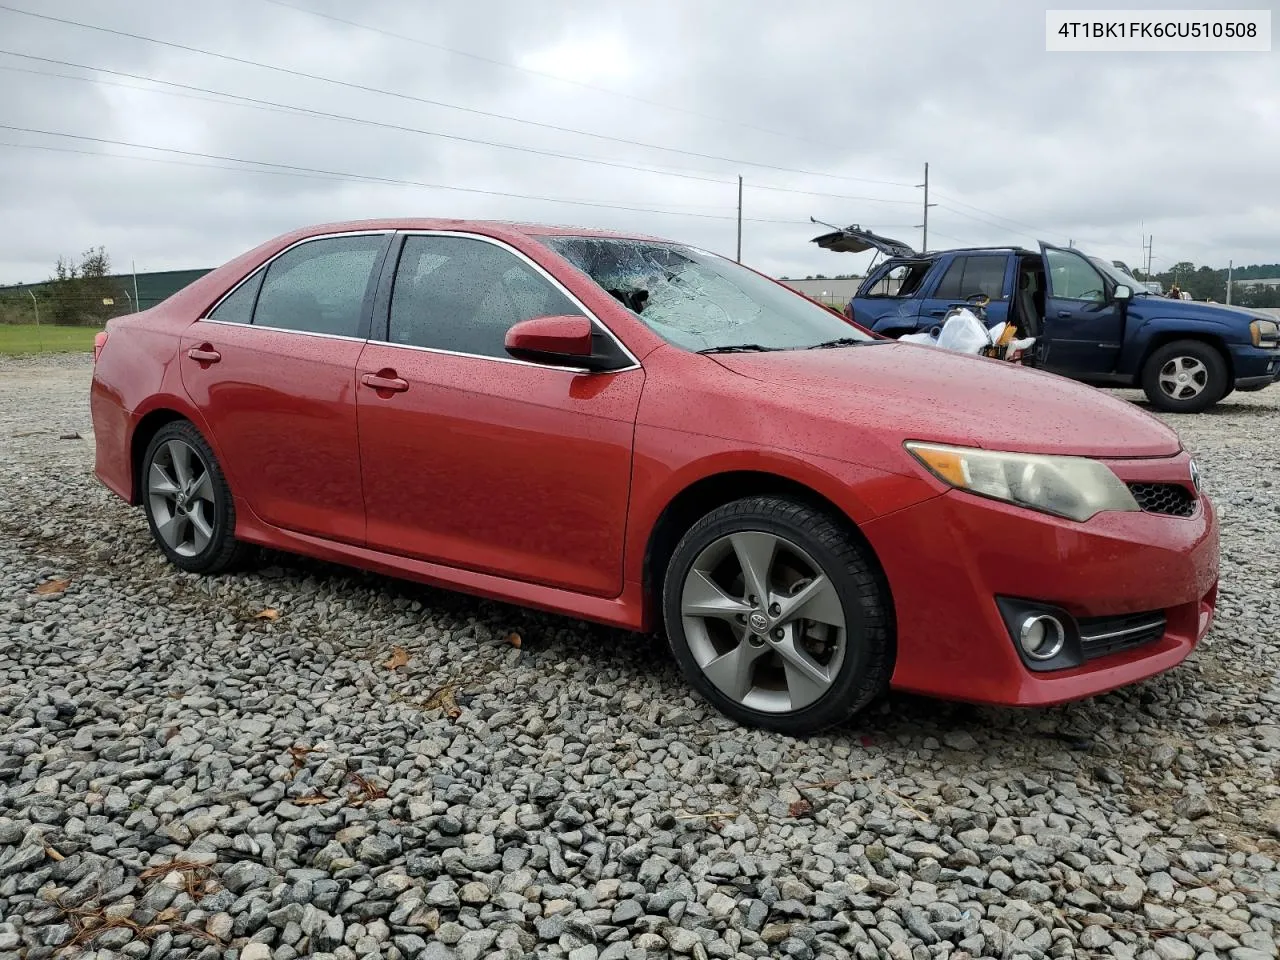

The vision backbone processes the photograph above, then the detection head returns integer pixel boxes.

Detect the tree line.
[0,247,131,325]
[1134,262,1280,307]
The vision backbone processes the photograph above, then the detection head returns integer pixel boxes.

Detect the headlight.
[906,442,1141,522]
[1251,319,1279,348]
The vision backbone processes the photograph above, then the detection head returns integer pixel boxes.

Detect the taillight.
[93,331,108,363]
[844,303,855,321]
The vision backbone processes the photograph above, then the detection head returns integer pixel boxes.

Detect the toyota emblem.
[1189,459,1201,493]
[748,611,769,632]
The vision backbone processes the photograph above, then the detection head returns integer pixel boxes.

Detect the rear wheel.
[1141,339,1228,413]
[142,421,249,574]
[661,496,893,734]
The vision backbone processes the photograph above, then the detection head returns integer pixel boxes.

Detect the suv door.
[916,253,1012,330]
[180,232,392,545]
[1038,243,1125,375]
[354,232,644,597]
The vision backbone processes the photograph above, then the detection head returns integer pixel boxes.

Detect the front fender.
[1123,313,1248,372]
[623,428,941,587]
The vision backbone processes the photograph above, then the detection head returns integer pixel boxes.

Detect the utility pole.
[737,176,747,264]
[916,162,936,253]
[1144,235,1153,278]
[132,259,141,313]
[1226,260,1233,305]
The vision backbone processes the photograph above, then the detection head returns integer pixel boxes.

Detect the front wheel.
[1141,340,1228,413]
[142,421,249,574]
[661,496,894,734]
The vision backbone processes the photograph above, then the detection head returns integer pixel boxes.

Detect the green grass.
[0,324,100,356]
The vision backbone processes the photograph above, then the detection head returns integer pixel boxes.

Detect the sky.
[0,0,1277,286]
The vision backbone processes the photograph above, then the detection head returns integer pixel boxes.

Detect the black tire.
[661,496,893,735]
[1141,339,1229,413]
[141,420,250,574]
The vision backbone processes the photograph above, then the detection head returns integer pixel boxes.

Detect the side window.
[254,235,387,337]
[934,255,1007,301]
[388,236,584,357]
[962,256,1008,300]
[863,261,931,298]
[1045,249,1105,302]
[208,271,263,324]
[932,258,966,300]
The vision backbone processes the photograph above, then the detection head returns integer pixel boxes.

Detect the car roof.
[918,245,1036,258]
[278,219,669,244]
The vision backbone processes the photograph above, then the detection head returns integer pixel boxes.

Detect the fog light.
[1019,614,1066,661]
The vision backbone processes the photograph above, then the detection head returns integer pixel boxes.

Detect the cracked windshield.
[543,236,874,352]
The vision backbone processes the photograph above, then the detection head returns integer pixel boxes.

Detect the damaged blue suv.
[815,225,1280,413]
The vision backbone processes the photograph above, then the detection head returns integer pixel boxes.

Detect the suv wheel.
[142,421,250,574]
[1141,340,1228,413]
[662,496,893,734]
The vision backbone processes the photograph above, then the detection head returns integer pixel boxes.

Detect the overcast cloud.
[0,0,1277,285]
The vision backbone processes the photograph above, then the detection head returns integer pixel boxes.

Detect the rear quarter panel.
[91,312,221,503]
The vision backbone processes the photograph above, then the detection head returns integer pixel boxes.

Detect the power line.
[933,192,1131,255]
[0,3,916,190]
[932,192,1052,238]
[260,0,857,155]
[0,52,920,209]
[0,130,821,225]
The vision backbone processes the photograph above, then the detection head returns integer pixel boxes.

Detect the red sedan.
[90,220,1219,734]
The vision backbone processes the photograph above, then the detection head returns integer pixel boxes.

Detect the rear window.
[861,261,932,298]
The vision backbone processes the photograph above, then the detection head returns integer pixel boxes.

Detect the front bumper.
[861,451,1219,706]
[1228,343,1280,389]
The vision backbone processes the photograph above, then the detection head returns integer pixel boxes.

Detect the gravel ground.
[1,353,1278,960]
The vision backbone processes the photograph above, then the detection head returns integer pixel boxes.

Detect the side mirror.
[1113,283,1133,302]
[504,314,594,366]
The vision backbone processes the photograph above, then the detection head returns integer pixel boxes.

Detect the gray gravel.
[2,353,1278,960]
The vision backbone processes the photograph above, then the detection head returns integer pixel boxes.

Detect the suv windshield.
[541,236,873,352]
[1088,256,1150,294]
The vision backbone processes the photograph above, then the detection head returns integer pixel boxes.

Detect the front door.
[1038,244,1125,375]
[355,233,643,597]
[180,233,391,544]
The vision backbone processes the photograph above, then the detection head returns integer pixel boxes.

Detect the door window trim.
[199,230,394,340]
[373,230,641,374]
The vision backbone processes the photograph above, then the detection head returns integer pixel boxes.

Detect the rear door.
[180,232,392,544]
[916,253,1012,330]
[1038,243,1125,375]
[354,232,643,597]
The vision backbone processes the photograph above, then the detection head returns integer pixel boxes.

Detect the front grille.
[1078,611,1167,660]
[1127,482,1196,517]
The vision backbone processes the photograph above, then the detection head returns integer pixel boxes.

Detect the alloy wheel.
[680,531,847,713]
[1158,356,1209,400]
[148,438,217,557]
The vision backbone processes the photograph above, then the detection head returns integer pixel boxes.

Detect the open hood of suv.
[811,222,917,259]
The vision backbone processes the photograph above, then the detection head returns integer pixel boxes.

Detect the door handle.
[1056,310,1072,318]
[187,346,221,363]
[928,309,946,317]
[361,371,409,393]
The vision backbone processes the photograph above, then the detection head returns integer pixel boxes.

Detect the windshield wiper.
[696,343,778,354]
[808,337,874,349]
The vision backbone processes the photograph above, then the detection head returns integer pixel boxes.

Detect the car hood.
[711,343,1182,459]
[1131,296,1262,325]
